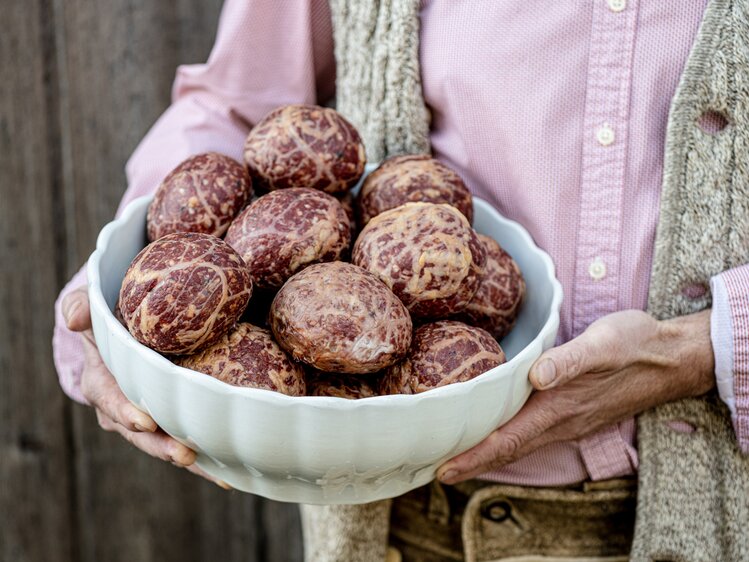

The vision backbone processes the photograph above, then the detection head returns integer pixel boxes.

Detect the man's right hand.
[61,286,230,489]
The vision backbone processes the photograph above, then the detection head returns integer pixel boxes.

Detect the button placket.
[571,0,639,336]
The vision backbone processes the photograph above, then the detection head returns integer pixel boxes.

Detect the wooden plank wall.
[0,1,303,560]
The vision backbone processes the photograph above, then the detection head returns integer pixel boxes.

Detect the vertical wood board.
[0,1,75,561]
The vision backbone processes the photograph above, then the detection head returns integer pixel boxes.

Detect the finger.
[62,286,92,333]
[95,406,155,436]
[185,463,233,490]
[528,326,620,390]
[81,341,157,433]
[97,399,226,488]
[95,407,118,431]
[109,423,197,467]
[440,430,556,485]
[437,391,560,484]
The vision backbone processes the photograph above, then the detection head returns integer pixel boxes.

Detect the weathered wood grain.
[0,0,304,559]
[0,1,75,561]
[261,498,305,562]
[52,1,304,561]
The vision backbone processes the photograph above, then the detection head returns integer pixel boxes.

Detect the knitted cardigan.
[303,1,749,560]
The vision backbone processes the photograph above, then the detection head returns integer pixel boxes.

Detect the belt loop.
[461,486,503,562]
[426,479,450,526]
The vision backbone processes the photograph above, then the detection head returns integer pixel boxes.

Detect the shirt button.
[607,0,626,12]
[596,124,615,146]
[588,258,607,280]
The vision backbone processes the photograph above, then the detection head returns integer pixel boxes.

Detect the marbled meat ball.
[119,232,252,355]
[176,323,305,395]
[269,262,412,373]
[352,202,487,319]
[306,370,378,399]
[356,154,473,226]
[452,234,525,340]
[225,188,351,290]
[379,320,506,395]
[147,152,252,241]
[244,104,366,195]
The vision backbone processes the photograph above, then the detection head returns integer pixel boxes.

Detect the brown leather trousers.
[302,478,636,562]
[390,478,636,561]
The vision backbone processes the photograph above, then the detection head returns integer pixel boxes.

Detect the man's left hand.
[437,309,715,484]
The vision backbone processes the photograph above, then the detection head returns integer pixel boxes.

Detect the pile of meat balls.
[117,104,525,399]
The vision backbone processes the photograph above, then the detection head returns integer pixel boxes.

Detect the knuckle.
[101,398,120,426]
[497,432,523,459]
[485,448,510,471]
[95,409,114,431]
[540,397,566,425]
[84,344,105,368]
[80,372,96,403]
[562,345,586,376]
[557,400,580,425]
[157,449,175,463]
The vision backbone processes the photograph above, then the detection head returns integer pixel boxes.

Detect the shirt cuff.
[711,265,749,453]
[578,419,638,481]
[52,266,89,405]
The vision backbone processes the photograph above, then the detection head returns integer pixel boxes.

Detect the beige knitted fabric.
[632,0,749,560]
[300,501,392,562]
[646,0,749,321]
[329,0,430,163]
[302,0,749,560]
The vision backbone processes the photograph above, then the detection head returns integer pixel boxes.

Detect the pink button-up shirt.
[53,0,749,486]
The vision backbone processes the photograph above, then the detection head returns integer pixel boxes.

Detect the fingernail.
[171,446,196,467]
[63,299,81,325]
[215,480,232,490]
[170,457,187,468]
[439,469,458,484]
[535,359,557,388]
[132,414,156,432]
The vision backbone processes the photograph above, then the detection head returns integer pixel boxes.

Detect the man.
[54,0,749,559]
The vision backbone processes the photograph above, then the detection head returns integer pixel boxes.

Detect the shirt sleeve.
[710,264,749,453]
[52,0,335,404]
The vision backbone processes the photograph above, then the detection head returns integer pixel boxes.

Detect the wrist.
[658,309,715,398]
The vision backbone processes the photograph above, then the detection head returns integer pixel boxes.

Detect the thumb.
[62,286,92,333]
[528,330,613,390]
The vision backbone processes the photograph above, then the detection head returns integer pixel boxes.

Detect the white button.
[607,0,626,12]
[588,257,607,280]
[596,123,615,146]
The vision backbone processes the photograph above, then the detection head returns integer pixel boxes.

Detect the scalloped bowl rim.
[88,194,563,410]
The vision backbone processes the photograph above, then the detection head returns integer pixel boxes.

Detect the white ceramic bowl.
[88,174,562,505]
